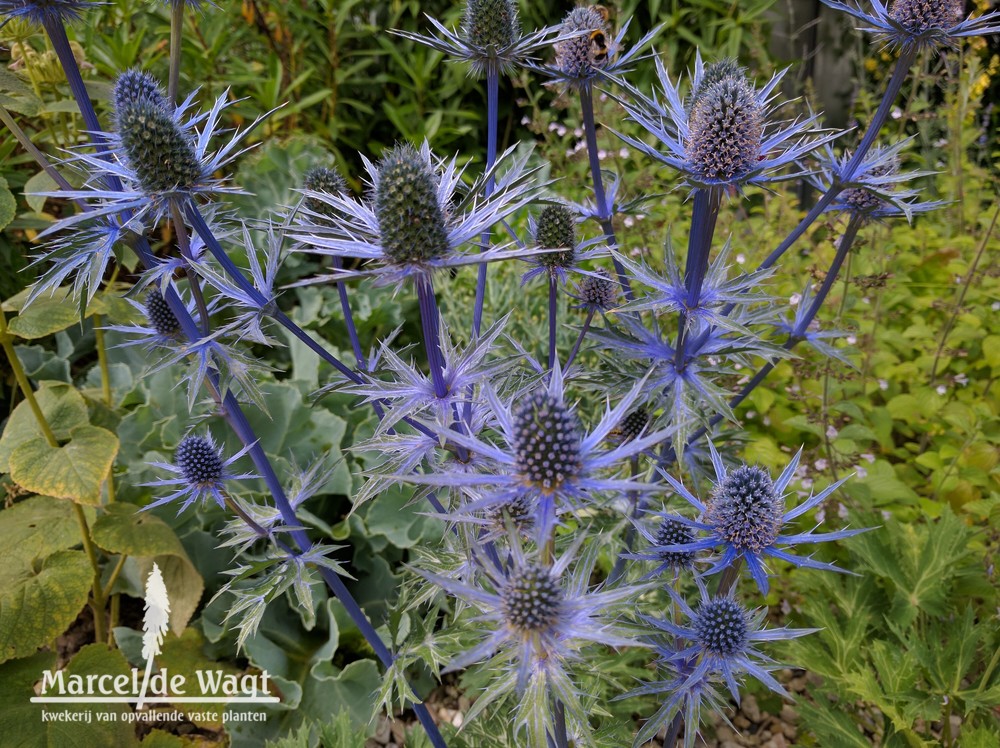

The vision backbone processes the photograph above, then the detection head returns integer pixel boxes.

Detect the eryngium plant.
[3,1,996,747]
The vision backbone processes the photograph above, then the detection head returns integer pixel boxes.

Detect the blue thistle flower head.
[144,287,181,337]
[554,5,611,82]
[512,388,583,492]
[302,165,347,218]
[463,0,520,52]
[624,508,701,579]
[614,50,839,192]
[686,73,764,185]
[706,463,784,553]
[114,74,202,196]
[659,442,871,593]
[374,143,451,265]
[654,516,697,569]
[392,0,559,78]
[0,0,98,25]
[645,578,818,708]
[291,141,546,288]
[533,203,576,268]
[812,139,946,222]
[820,0,1000,49]
[399,366,674,544]
[571,267,619,312]
[143,431,256,513]
[417,537,646,745]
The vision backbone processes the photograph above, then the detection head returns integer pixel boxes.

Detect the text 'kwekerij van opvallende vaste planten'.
[0,0,998,746]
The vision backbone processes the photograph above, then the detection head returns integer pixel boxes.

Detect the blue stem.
[579,84,633,300]
[564,308,595,370]
[473,68,499,337]
[39,28,447,747]
[416,274,448,400]
[675,189,721,369]
[333,258,366,368]
[548,276,558,370]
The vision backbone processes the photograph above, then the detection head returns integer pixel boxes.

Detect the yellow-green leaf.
[0,175,14,232]
[0,550,92,664]
[0,382,90,472]
[0,496,82,569]
[9,425,119,506]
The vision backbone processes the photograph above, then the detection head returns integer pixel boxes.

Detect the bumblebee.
[589,29,609,64]
[589,6,611,64]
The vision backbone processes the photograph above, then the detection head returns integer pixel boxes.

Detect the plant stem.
[93,314,117,502]
[548,276,558,370]
[579,84,632,300]
[74,504,107,644]
[565,308,595,370]
[0,311,59,447]
[675,188,721,369]
[102,554,128,600]
[473,68,500,336]
[415,275,448,400]
[168,0,185,104]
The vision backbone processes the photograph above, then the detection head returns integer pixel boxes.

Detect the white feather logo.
[136,563,171,709]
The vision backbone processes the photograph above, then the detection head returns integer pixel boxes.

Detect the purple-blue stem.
[674,188,721,370]
[472,68,500,337]
[170,200,211,335]
[579,84,633,300]
[548,276,558,370]
[415,274,448,400]
[333,258,366,368]
[37,33,447,748]
[564,308,595,370]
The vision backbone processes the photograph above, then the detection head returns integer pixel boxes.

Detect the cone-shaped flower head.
[114,68,168,115]
[114,72,201,195]
[374,144,453,265]
[888,0,964,33]
[302,165,347,217]
[174,435,225,490]
[0,0,97,24]
[655,516,697,570]
[693,595,750,656]
[574,268,619,311]
[500,562,563,633]
[705,464,783,553]
[841,153,898,213]
[144,288,181,338]
[554,5,610,81]
[463,0,520,51]
[513,390,583,491]
[686,58,746,111]
[615,50,837,191]
[686,72,764,184]
[534,204,576,271]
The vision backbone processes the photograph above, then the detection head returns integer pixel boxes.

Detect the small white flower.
[736,253,746,264]
[814,458,828,471]
[846,335,857,345]
[826,425,838,439]
[855,466,868,479]
[619,147,630,158]
[878,379,889,391]
[954,373,969,386]
[861,453,875,464]
[790,293,802,306]
[936,384,948,395]
[836,502,849,520]
[624,216,635,228]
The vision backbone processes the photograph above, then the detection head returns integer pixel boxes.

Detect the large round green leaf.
[0,550,92,664]
[9,426,119,506]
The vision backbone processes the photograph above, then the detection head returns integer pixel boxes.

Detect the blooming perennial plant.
[2,0,996,746]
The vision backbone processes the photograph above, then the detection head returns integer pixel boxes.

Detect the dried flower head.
[573,268,619,311]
